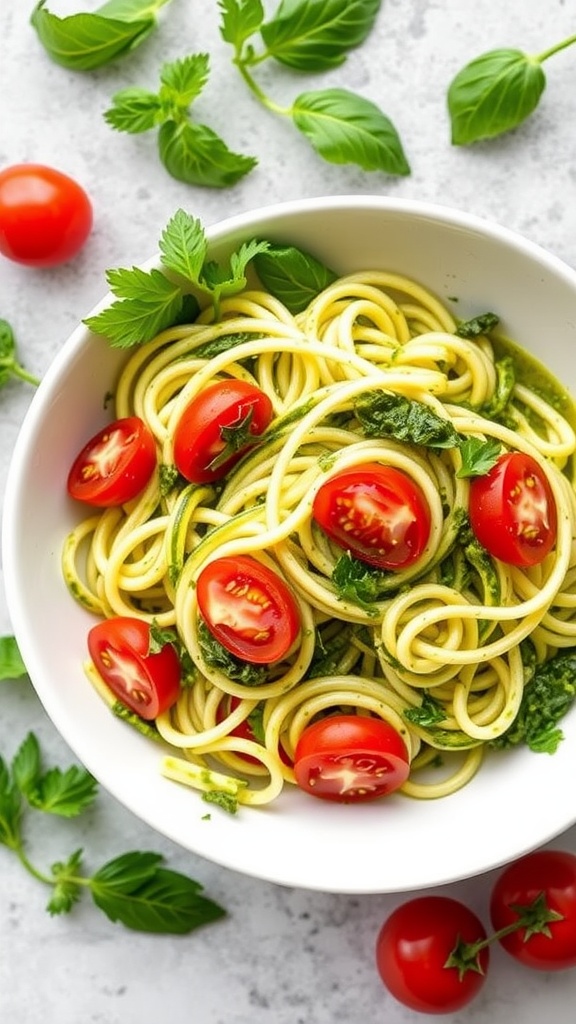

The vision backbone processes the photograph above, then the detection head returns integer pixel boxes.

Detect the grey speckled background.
[2,2,576,1022]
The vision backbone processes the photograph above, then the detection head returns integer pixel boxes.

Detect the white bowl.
[4,196,576,893]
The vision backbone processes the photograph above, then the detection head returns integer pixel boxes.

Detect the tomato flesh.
[173,379,273,483]
[88,617,181,719]
[312,463,431,569]
[490,849,576,970]
[376,896,489,1013]
[294,714,409,802]
[0,164,92,267]
[67,416,156,507]
[196,555,300,664]
[469,451,557,567]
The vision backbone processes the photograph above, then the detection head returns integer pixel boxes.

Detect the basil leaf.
[91,853,226,933]
[448,48,546,144]
[331,553,389,612]
[292,88,410,175]
[455,312,500,338]
[11,734,42,799]
[30,0,170,71]
[0,635,28,680]
[253,243,337,313]
[355,390,461,448]
[27,765,99,818]
[261,0,382,71]
[219,0,265,49]
[158,120,257,187]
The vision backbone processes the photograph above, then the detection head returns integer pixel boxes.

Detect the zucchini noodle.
[62,269,576,807]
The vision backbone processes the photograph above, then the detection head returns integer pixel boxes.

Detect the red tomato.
[293,714,409,802]
[469,451,557,567]
[312,463,431,569]
[376,896,489,1014]
[67,416,156,507]
[0,164,92,267]
[196,555,300,664]
[490,849,576,970]
[88,617,181,719]
[173,379,273,483]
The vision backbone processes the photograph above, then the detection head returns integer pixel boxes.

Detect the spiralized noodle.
[63,269,576,807]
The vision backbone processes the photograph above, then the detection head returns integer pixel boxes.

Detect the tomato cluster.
[375,849,576,1014]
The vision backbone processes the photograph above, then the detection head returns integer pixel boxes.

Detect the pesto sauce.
[492,332,576,428]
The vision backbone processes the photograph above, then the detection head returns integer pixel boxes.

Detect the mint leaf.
[84,267,183,347]
[253,243,337,313]
[457,438,502,478]
[0,322,40,389]
[158,52,211,108]
[30,0,171,71]
[0,635,29,680]
[159,209,208,282]
[47,849,84,915]
[261,0,382,71]
[158,120,257,187]
[90,852,226,933]
[219,0,264,48]
[11,733,42,799]
[448,49,546,144]
[201,238,270,307]
[104,88,162,133]
[27,765,99,818]
[292,88,410,175]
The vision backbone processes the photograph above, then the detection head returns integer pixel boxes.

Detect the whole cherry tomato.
[490,849,576,970]
[376,895,489,1014]
[0,163,92,267]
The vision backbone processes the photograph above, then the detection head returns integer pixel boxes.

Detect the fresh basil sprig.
[0,319,40,389]
[105,53,257,187]
[84,209,269,346]
[253,242,337,313]
[30,0,172,71]
[220,0,410,176]
[448,34,576,144]
[0,731,225,932]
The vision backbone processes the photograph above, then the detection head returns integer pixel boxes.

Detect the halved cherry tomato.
[0,164,92,267]
[196,555,300,664]
[293,714,409,802]
[490,849,576,970]
[88,616,181,719]
[173,379,273,483]
[67,416,156,507]
[312,463,431,570]
[376,896,489,1013]
[469,451,557,567]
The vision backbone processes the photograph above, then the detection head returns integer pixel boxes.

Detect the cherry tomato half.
[88,617,181,719]
[67,416,156,507]
[490,849,576,970]
[312,463,431,570]
[469,451,557,567]
[293,714,409,802]
[196,555,300,664]
[173,379,273,483]
[0,164,93,267]
[376,896,489,1014]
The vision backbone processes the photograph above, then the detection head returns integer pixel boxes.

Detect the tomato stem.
[445,891,564,974]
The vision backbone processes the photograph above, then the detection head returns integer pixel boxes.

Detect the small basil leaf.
[292,88,410,175]
[448,48,546,145]
[219,0,265,49]
[158,120,257,187]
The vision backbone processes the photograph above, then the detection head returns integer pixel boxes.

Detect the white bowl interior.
[4,196,576,893]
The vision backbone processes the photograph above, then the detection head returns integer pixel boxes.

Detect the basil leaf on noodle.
[456,311,500,338]
[355,390,461,448]
[457,438,502,478]
[253,244,337,313]
[404,693,446,728]
[331,553,391,612]
[197,622,268,686]
[490,650,576,754]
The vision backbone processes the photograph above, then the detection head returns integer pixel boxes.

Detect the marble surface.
[2,1,576,1021]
